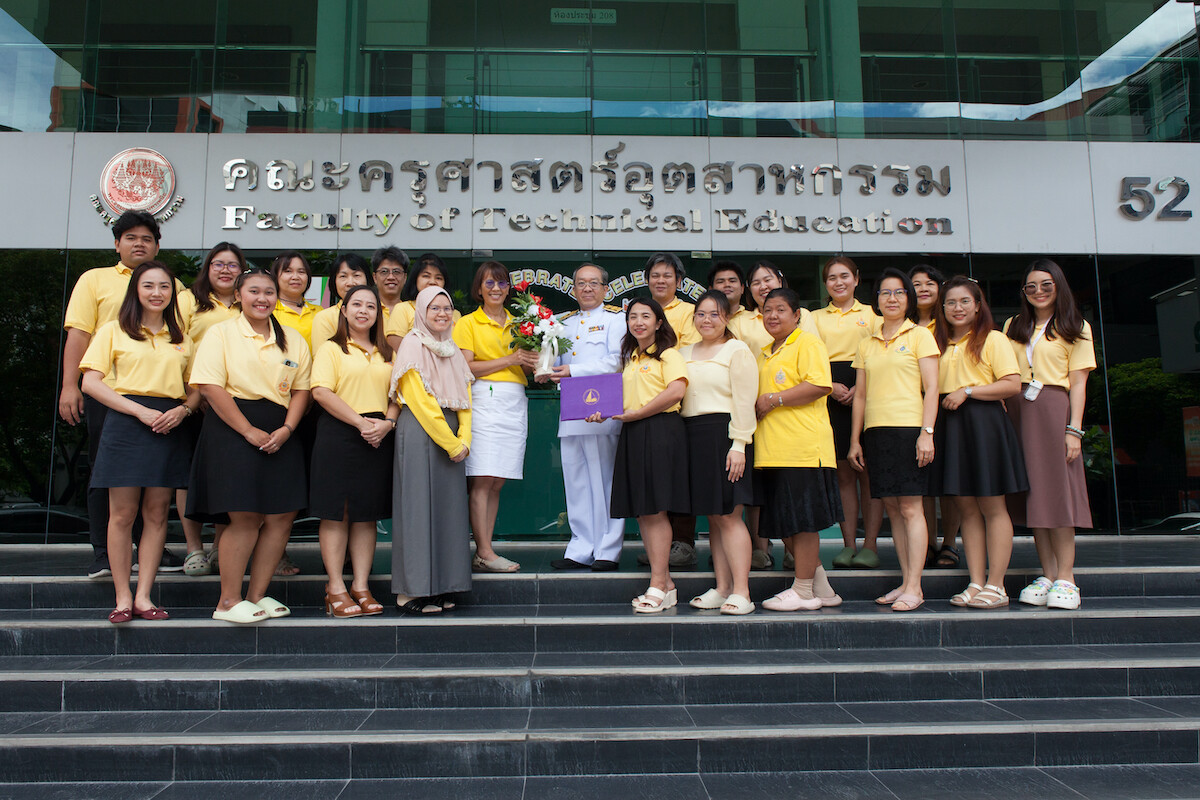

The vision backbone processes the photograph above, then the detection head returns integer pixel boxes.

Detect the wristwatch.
[922,426,934,434]
[964,387,974,398]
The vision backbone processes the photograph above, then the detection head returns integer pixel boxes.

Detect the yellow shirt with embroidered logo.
[852,320,939,429]
[452,307,526,384]
[812,299,879,362]
[79,320,193,400]
[938,330,1020,394]
[385,300,461,340]
[754,329,835,468]
[622,347,688,414]
[189,315,312,407]
[63,263,185,334]
[662,297,700,346]
[178,292,239,345]
[309,304,343,351]
[311,340,393,416]
[274,299,323,351]
[729,306,819,357]
[1004,318,1097,390]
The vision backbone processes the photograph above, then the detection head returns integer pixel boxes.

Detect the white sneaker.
[1046,580,1081,610]
[1019,576,1053,606]
[668,541,697,568]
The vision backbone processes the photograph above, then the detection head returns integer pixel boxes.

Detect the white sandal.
[720,594,755,616]
[950,582,983,607]
[689,588,728,610]
[633,587,677,614]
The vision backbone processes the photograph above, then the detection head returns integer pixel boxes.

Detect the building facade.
[1,0,1198,540]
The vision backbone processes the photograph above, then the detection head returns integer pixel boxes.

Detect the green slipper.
[850,548,881,569]
[832,546,857,569]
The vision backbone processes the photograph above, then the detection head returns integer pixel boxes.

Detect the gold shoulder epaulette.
[558,310,580,321]
[604,304,624,313]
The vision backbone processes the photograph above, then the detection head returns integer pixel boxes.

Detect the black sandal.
[934,545,960,568]
[924,546,938,569]
[396,597,442,615]
[433,593,457,610]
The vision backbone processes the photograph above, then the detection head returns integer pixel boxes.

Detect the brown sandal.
[349,588,384,616]
[324,586,363,618]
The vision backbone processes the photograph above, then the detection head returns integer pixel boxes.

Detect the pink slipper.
[762,588,822,612]
[891,593,924,612]
[875,587,903,606]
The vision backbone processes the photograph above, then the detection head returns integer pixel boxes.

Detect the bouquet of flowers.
[509,280,572,378]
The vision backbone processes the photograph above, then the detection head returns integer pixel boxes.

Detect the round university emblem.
[100,148,176,215]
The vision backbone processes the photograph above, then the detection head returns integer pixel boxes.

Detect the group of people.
[60,211,1096,623]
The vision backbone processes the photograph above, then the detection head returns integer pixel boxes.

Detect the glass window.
[0,2,86,132]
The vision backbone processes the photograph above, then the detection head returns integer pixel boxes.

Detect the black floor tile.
[873,766,1085,800]
[525,738,698,776]
[1072,616,1200,646]
[991,697,1181,722]
[336,777,525,800]
[524,774,710,799]
[1041,763,1200,799]
[0,744,176,782]
[983,667,1130,699]
[684,670,835,704]
[701,770,897,800]
[672,649,825,666]
[351,740,526,779]
[808,619,942,650]
[532,651,682,667]
[13,711,214,735]
[698,735,868,772]
[174,742,350,781]
[0,681,60,712]
[218,677,377,711]
[225,655,394,671]
[528,704,694,730]
[0,655,105,672]
[811,647,961,665]
[0,782,169,800]
[535,621,673,652]
[942,645,1097,663]
[397,624,535,654]
[255,624,397,656]
[151,781,347,800]
[531,673,683,707]
[685,701,859,728]
[84,655,252,671]
[940,616,1075,648]
[839,700,1021,725]
[0,713,57,734]
[835,670,982,702]
[63,678,219,712]
[382,653,534,669]
[184,709,372,733]
[1138,695,1200,716]
[867,732,1034,769]
[114,626,258,656]
[358,708,530,732]
[1129,667,1200,697]
[0,627,115,657]
[1034,729,1199,767]
[671,619,809,651]
[375,674,531,708]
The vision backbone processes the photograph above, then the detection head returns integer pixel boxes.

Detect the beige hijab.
[389,286,473,409]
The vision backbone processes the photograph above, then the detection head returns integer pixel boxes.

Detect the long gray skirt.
[391,406,472,598]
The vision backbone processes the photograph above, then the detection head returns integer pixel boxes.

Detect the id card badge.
[1024,378,1043,401]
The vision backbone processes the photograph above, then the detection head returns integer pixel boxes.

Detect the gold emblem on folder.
[583,389,600,406]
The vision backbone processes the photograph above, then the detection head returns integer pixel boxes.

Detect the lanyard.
[1026,320,1049,379]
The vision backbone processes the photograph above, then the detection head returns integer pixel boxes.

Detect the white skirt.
[466,380,528,479]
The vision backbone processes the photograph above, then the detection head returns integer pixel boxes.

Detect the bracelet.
[180,405,192,416]
[387,418,398,428]
[1065,427,1083,440]
[283,423,294,433]
[775,394,784,407]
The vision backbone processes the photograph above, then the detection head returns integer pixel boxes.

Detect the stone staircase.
[1,536,1199,799]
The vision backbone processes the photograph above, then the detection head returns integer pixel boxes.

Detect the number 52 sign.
[1119,176,1192,221]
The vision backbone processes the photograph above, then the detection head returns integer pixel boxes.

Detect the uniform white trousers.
[561,433,624,563]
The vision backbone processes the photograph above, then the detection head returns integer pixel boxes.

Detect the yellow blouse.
[623,346,688,414]
[79,320,192,401]
[680,339,758,453]
[753,329,835,468]
[396,369,472,458]
[310,340,393,416]
[812,299,879,362]
[452,307,526,384]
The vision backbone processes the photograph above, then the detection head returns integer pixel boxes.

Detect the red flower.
[531,294,542,304]
[515,280,531,292]
[537,305,552,319]
[519,321,536,336]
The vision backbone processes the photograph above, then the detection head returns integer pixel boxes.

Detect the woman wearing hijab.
[389,287,475,615]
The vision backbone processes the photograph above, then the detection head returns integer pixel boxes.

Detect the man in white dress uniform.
[543,263,627,571]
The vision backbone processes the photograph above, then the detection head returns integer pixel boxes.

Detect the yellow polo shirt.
[179,292,239,345]
[309,304,342,351]
[729,306,818,356]
[852,320,939,429]
[452,307,526,384]
[384,300,461,339]
[622,346,688,414]
[79,320,192,401]
[63,263,185,334]
[273,299,323,351]
[662,298,700,346]
[812,299,879,362]
[754,329,835,468]
[1004,318,1097,390]
[938,330,1020,394]
[311,340,393,416]
[189,315,312,408]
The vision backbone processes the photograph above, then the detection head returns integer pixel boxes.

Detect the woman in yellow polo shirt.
[390,286,475,615]
[310,285,399,619]
[592,297,689,612]
[847,269,940,612]
[908,263,961,570]
[742,260,819,349]
[180,243,243,344]
[812,256,883,570]
[754,287,843,611]
[934,276,1027,609]
[1005,259,1097,610]
[311,253,373,350]
[271,251,322,350]
[187,268,312,625]
[453,261,538,573]
[384,253,461,349]
[80,261,199,623]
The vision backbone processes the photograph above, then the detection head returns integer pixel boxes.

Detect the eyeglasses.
[375,268,406,277]
[877,289,908,299]
[1022,281,1055,296]
[575,280,606,289]
[943,298,975,308]
[211,262,241,272]
[483,279,511,290]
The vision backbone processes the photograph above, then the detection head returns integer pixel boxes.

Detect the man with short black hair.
[372,245,408,319]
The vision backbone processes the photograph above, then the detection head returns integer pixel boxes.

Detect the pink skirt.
[1006,386,1092,529]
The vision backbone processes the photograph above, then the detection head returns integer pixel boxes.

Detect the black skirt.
[684,413,756,516]
[758,467,843,537]
[862,426,930,498]
[309,411,393,522]
[828,361,855,459]
[610,412,690,518]
[186,398,307,522]
[91,396,194,489]
[933,397,1029,497]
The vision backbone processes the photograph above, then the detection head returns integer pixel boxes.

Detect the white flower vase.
[535,337,558,378]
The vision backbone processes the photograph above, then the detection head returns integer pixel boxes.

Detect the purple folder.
[559,373,624,421]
